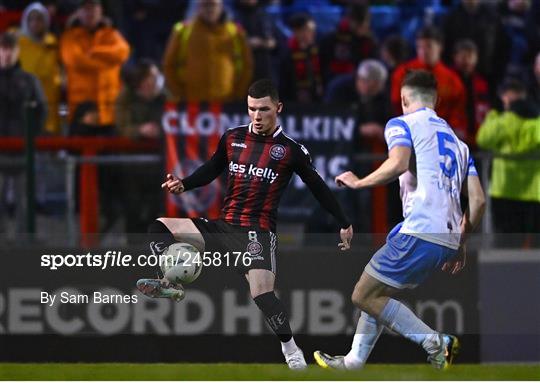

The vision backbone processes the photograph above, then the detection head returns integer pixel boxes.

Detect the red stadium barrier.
[0,10,22,32]
[0,137,159,246]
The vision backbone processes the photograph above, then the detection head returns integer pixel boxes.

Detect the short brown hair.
[416,26,443,44]
[453,39,478,55]
[401,70,437,103]
[248,79,279,102]
[0,32,17,49]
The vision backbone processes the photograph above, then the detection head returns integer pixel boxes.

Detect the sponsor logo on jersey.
[231,142,247,148]
[269,144,286,160]
[228,161,279,183]
[246,241,263,256]
[385,126,407,139]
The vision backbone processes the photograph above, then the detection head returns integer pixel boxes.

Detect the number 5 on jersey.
[436,132,458,178]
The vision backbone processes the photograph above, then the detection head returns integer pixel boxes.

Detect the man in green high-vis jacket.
[476,78,540,239]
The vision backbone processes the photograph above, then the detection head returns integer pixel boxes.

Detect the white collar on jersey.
[248,123,282,137]
[414,107,435,114]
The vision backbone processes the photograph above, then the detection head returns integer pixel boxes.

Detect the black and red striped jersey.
[182,124,350,232]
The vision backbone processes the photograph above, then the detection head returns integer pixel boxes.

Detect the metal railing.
[0,150,505,246]
[63,154,162,245]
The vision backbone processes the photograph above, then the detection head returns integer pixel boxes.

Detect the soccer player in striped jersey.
[138,79,354,369]
[314,70,486,370]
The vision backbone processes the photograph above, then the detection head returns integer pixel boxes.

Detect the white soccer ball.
[160,243,202,285]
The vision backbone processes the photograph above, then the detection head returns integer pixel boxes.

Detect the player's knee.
[147,219,176,255]
[351,285,368,310]
[351,290,362,309]
[252,290,278,309]
[250,284,274,300]
[148,219,172,234]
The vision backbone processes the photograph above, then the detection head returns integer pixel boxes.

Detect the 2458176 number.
[183,252,252,267]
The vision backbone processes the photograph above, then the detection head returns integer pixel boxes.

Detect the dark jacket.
[0,62,46,136]
[443,2,509,84]
[115,88,166,139]
[233,1,276,81]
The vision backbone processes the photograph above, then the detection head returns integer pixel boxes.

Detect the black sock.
[147,220,176,256]
[254,291,293,342]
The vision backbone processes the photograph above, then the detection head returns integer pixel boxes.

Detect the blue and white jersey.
[384,107,478,250]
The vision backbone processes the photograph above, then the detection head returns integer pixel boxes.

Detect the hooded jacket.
[0,62,46,137]
[476,101,540,203]
[60,14,130,126]
[163,15,253,103]
[18,2,61,134]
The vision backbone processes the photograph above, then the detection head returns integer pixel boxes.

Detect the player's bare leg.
[352,272,459,369]
[315,272,459,370]
[247,269,306,370]
[157,218,205,252]
[137,218,205,302]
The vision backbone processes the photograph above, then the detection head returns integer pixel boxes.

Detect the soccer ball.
[160,243,202,284]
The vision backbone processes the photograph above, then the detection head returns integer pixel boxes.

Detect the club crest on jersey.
[270,144,286,160]
[246,241,263,256]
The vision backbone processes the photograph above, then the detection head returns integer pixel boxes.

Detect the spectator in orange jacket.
[60,0,129,129]
[163,0,253,103]
[391,27,468,139]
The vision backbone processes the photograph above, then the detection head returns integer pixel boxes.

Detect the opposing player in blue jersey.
[314,70,486,370]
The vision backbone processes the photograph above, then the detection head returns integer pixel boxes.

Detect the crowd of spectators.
[0,0,538,236]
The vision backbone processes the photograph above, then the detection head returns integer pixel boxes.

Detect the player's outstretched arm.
[460,175,486,241]
[442,175,486,274]
[161,173,184,194]
[302,172,353,250]
[168,133,228,193]
[339,225,353,251]
[335,146,411,189]
[294,145,353,250]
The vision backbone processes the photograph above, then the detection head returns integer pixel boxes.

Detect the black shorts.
[191,218,277,274]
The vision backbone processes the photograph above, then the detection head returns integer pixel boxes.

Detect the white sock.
[281,337,299,355]
[422,333,442,354]
[379,298,438,352]
[344,312,384,369]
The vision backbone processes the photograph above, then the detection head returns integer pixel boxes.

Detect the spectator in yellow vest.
[163,0,253,103]
[476,78,540,242]
[18,2,61,134]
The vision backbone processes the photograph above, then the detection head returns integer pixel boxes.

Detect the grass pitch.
[0,363,539,380]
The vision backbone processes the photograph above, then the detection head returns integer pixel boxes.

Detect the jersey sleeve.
[466,155,478,177]
[384,117,412,151]
[293,144,351,229]
[182,131,228,191]
[293,143,318,181]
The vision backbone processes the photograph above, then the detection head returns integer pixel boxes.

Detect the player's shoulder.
[456,135,472,156]
[223,124,249,137]
[279,129,311,155]
[388,108,441,132]
[386,115,411,129]
[384,115,413,142]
